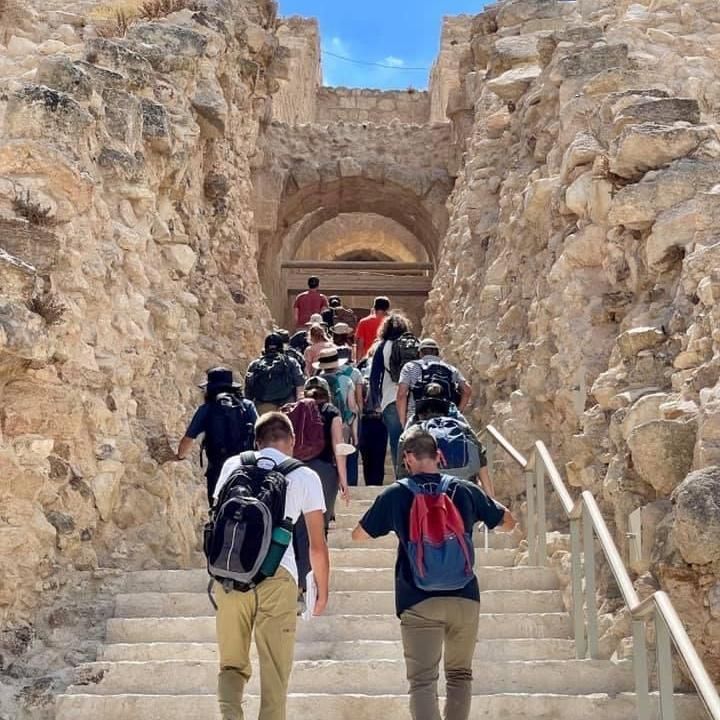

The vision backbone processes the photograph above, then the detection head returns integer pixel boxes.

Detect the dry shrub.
[13,190,55,227]
[94,9,132,38]
[139,0,202,19]
[88,0,142,37]
[27,293,67,325]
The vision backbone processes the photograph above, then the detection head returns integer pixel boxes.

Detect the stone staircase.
[55,486,703,720]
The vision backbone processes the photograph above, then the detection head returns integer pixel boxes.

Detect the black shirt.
[318,402,341,464]
[359,474,506,616]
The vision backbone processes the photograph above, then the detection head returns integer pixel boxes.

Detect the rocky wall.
[0,0,278,715]
[424,0,720,681]
[315,87,431,125]
[272,16,321,124]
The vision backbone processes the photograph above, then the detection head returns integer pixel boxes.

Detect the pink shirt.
[304,341,335,376]
[294,290,328,328]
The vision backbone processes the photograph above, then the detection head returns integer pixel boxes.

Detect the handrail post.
[525,462,537,565]
[485,434,496,498]
[656,612,676,720]
[632,619,651,720]
[569,517,587,659]
[582,503,599,658]
[535,458,547,566]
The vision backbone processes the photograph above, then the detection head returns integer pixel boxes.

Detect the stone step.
[55,691,705,720]
[328,528,517,549]
[100,637,578,663]
[66,658,635,696]
[121,566,558,594]
[106,612,573,643]
[115,589,564,618]
[329,547,518,567]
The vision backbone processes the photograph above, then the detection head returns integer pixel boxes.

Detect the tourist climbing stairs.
[56,480,708,720]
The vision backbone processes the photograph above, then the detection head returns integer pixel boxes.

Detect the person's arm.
[331,416,349,502]
[305,508,330,615]
[352,524,372,542]
[458,380,472,414]
[356,323,366,362]
[304,346,313,377]
[320,294,329,312]
[396,382,410,426]
[472,484,517,533]
[293,294,301,326]
[352,489,393,542]
[176,406,206,460]
[176,435,194,460]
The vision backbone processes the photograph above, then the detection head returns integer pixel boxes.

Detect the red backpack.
[400,476,475,591]
[282,399,325,461]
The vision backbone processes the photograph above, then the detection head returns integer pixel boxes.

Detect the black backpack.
[204,452,302,591]
[413,360,462,406]
[389,333,421,382]
[286,347,306,372]
[201,394,256,469]
[245,353,295,403]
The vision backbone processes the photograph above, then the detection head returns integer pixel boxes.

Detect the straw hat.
[312,347,349,371]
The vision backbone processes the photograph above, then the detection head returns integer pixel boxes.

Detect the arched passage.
[258,176,448,327]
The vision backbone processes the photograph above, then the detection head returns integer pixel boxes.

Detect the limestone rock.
[486,64,541,101]
[609,123,716,180]
[617,327,666,359]
[672,467,720,565]
[627,420,697,495]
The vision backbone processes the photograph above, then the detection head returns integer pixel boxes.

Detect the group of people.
[173,275,517,720]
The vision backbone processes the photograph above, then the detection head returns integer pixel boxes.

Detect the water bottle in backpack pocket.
[400,476,475,592]
[204,452,302,590]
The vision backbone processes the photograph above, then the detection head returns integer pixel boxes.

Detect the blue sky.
[278,1,486,90]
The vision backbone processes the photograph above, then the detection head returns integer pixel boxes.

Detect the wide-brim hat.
[198,366,241,390]
[331,322,352,335]
[305,313,326,327]
[312,347,349,371]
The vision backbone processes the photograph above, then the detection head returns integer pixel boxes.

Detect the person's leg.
[366,416,388,486]
[215,583,255,720]
[292,515,310,593]
[443,598,480,720]
[308,459,339,530]
[346,449,359,487]
[254,568,299,720]
[400,598,445,720]
[255,401,280,415]
[382,402,403,476]
[206,465,221,507]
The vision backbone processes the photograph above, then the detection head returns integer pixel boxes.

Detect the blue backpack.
[400,476,475,592]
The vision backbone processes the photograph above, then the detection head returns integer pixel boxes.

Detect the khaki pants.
[255,401,283,416]
[215,569,298,720]
[400,597,480,720]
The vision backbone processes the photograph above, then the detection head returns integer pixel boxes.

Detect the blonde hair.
[308,324,328,343]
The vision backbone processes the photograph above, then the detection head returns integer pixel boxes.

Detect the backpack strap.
[439,475,454,495]
[398,478,422,495]
[276,458,304,476]
[240,451,257,466]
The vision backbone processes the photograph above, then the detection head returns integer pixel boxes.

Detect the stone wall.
[272,16,321,124]
[429,16,474,123]
[0,0,278,714]
[315,87,431,125]
[424,0,720,681]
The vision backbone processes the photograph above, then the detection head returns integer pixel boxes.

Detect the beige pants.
[400,597,480,720]
[215,568,298,720]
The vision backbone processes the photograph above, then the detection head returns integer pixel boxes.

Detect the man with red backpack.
[352,427,516,720]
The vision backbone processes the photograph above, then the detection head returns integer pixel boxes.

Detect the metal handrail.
[480,425,720,720]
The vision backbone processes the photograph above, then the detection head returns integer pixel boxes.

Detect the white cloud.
[383,56,405,67]
[328,36,351,56]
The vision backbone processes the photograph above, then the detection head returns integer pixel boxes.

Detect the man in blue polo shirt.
[352,427,516,720]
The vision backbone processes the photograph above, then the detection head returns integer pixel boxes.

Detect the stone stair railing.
[482,425,720,720]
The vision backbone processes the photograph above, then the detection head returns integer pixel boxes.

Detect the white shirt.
[381,341,398,411]
[213,447,326,583]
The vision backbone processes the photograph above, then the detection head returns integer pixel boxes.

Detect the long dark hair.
[379,313,411,341]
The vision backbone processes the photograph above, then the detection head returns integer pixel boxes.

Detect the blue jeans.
[383,402,403,477]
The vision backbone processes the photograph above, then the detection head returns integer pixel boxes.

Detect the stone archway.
[252,121,454,327]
